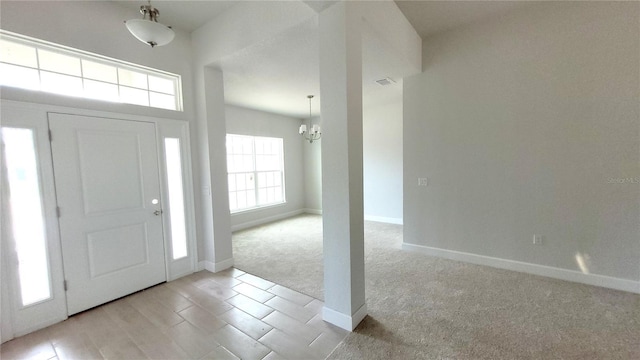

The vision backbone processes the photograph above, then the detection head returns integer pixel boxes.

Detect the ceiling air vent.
[375,77,396,86]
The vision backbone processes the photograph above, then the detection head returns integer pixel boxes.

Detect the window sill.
[230,202,287,216]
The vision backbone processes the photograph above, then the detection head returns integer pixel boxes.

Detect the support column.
[200,67,233,271]
[319,2,367,331]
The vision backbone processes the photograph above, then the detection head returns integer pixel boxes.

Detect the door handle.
[154,210,163,216]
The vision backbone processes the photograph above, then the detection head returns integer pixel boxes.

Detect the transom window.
[0,30,182,111]
[226,134,285,213]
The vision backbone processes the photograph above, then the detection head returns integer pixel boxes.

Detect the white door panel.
[49,113,166,315]
[77,130,145,214]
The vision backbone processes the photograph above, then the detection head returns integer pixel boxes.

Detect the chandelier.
[299,95,321,143]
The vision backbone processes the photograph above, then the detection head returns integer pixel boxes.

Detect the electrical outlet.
[418,177,429,186]
[533,234,543,245]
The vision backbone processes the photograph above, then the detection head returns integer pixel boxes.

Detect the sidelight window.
[164,138,188,260]
[2,127,52,306]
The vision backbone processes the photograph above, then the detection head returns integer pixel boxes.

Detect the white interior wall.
[226,106,305,231]
[403,2,640,290]
[0,1,202,340]
[302,102,405,225]
[190,1,316,268]
[363,98,403,224]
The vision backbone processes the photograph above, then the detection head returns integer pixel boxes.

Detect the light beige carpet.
[233,214,640,359]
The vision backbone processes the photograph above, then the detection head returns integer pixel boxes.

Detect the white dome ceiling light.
[125,0,175,48]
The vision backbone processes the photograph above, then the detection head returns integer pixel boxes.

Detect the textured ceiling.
[216,18,322,118]
[395,0,530,39]
[114,0,237,32]
[217,17,405,118]
[114,1,527,118]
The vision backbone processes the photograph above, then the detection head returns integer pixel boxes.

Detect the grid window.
[0,30,182,111]
[0,38,37,67]
[81,59,118,83]
[226,134,285,213]
[0,62,40,90]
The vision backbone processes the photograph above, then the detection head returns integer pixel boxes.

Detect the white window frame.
[226,134,286,213]
[159,121,198,280]
[0,30,183,111]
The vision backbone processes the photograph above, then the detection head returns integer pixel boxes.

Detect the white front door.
[49,113,166,315]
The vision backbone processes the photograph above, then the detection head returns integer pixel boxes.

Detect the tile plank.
[0,331,57,360]
[304,299,324,314]
[217,308,273,340]
[264,296,316,323]
[197,280,239,301]
[306,314,350,338]
[73,308,132,350]
[268,285,314,306]
[143,284,195,312]
[201,346,241,360]
[262,311,322,345]
[258,329,323,360]
[216,267,246,278]
[1,271,346,360]
[227,294,274,319]
[188,291,235,316]
[212,325,271,360]
[127,292,185,329]
[178,305,227,334]
[51,333,103,360]
[237,273,276,290]
[309,332,347,359]
[262,351,287,360]
[163,321,220,359]
[138,340,190,359]
[233,283,276,303]
[99,339,148,360]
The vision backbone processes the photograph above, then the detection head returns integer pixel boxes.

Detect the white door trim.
[0,99,198,341]
[49,113,167,315]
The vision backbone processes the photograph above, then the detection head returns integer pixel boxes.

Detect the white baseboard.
[402,243,640,294]
[322,303,368,331]
[364,215,403,225]
[303,210,402,225]
[198,258,234,273]
[231,209,304,232]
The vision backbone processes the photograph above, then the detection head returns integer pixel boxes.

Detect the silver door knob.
[153,210,163,216]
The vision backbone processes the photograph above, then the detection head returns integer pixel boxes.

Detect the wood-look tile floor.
[1,268,349,360]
